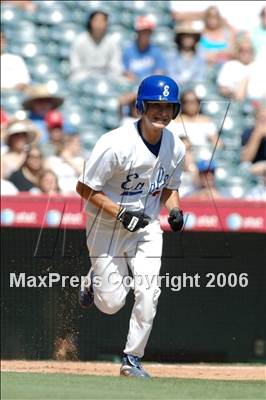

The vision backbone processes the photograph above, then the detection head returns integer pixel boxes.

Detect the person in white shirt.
[76,75,185,378]
[44,134,84,194]
[236,44,266,101]
[168,89,220,148]
[217,38,255,99]
[0,31,30,91]
[69,10,123,82]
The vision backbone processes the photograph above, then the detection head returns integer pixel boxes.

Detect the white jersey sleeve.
[164,137,185,191]
[78,136,118,191]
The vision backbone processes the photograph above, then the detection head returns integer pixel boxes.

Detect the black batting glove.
[168,207,184,231]
[117,208,150,232]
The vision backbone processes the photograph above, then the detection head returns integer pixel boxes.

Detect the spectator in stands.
[41,110,65,157]
[199,6,235,64]
[241,106,266,177]
[9,145,43,192]
[38,169,60,195]
[122,15,166,83]
[186,159,222,200]
[1,158,18,195]
[217,37,255,99]
[170,1,263,33]
[250,6,266,54]
[235,44,266,101]
[44,134,84,194]
[69,10,123,82]
[118,92,138,125]
[0,30,31,91]
[22,84,64,144]
[1,118,40,179]
[168,90,221,149]
[167,22,207,85]
[178,134,198,198]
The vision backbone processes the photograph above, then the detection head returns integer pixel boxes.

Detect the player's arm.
[161,188,184,232]
[161,187,180,211]
[76,181,150,232]
[76,181,120,218]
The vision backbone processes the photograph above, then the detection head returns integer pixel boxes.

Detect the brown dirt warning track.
[1,360,265,380]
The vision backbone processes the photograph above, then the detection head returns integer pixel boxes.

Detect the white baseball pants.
[85,215,163,358]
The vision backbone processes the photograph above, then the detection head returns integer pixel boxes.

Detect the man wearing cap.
[1,118,40,179]
[123,15,166,83]
[187,159,223,200]
[22,84,64,144]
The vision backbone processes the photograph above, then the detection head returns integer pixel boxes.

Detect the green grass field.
[1,372,265,400]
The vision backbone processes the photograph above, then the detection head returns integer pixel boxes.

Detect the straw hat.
[175,21,202,35]
[3,118,41,145]
[22,84,64,110]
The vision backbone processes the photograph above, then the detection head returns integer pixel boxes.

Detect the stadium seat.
[1,91,24,114]
[1,4,22,28]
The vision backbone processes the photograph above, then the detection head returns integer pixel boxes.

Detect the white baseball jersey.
[79,120,185,221]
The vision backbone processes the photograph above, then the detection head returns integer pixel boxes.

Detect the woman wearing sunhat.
[1,118,40,179]
[22,84,64,144]
[167,21,207,85]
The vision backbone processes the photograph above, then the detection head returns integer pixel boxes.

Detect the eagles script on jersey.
[80,121,185,223]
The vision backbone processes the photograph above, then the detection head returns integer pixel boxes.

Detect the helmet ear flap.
[173,103,181,119]
[135,100,146,115]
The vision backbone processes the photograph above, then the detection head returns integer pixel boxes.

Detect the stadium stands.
[1,0,264,197]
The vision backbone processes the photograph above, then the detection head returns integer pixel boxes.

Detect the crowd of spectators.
[1,1,265,200]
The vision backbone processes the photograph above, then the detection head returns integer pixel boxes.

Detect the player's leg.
[92,254,130,315]
[121,222,163,377]
[82,218,130,314]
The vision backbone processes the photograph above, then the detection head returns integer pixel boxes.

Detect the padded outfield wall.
[1,227,265,363]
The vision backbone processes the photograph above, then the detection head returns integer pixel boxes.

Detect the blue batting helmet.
[136,75,181,119]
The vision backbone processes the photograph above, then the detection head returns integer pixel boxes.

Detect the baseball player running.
[76,75,185,378]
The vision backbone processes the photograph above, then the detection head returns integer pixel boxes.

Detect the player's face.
[144,102,174,129]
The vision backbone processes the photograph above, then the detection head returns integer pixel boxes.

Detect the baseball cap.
[45,110,63,129]
[135,15,156,31]
[197,159,216,172]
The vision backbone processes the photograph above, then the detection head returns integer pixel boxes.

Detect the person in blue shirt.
[122,15,166,83]
[22,84,64,144]
[167,21,207,85]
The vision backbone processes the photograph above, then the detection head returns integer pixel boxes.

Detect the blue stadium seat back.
[77,0,111,14]
[200,99,230,117]
[27,56,60,76]
[51,23,83,44]
[4,21,38,43]
[62,106,100,127]
[35,6,73,25]
[152,28,175,49]
[103,111,121,130]
[206,64,223,84]
[1,90,24,113]
[58,60,71,79]
[7,40,45,59]
[191,82,219,100]
[80,127,105,145]
[1,4,23,27]
[108,26,134,44]
[120,10,136,28]
[220,175,252,199]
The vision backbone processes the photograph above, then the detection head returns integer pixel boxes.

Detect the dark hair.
[180,90,200,104]
[174,32,200,52]
[86,10,108,32]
